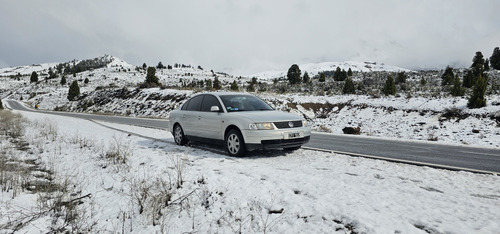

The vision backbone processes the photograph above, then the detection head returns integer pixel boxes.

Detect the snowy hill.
[251,61,413,79]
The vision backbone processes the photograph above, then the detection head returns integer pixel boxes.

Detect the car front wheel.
[225,129,246,157]
[173,124,187,145]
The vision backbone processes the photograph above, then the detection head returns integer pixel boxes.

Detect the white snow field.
[1,109,499,233]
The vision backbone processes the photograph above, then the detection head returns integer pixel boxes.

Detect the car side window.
[186,95,204,111]
[181,100,190,110]
[200,95,222,112]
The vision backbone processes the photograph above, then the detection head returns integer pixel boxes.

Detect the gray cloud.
[1,0,499,75]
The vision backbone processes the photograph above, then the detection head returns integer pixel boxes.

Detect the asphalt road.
[5,100,500,174]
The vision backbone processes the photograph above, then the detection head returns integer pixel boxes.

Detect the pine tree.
[396,72,407,84]
[484,59,490,71]
[303,71,310,83]
[60,75,67,85]
[471,51,485,76]
[420,77,427,86]
[467,74,487,108]
[30,71,38,83]
[142,63,147,70]
[382,75,396,95]
[67,80,80,101]
[213,77,222,90]
[347,68,353,77]
[145,67,160,86]
[450,75,465,96]
[230,81,239,91]
[489,47,500,70]
[157,62,165,69]
[441,66,454,86]
[319,72,326,82]
[463,70,475,88]
[287,64,301,85]
[342,77,356,94]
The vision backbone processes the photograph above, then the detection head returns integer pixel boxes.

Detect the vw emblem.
[288,121,294,128]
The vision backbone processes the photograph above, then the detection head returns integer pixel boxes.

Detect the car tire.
[225,129,246,157]
[173,124,187,146]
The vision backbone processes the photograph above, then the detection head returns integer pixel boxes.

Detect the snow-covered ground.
[1,109,499,233]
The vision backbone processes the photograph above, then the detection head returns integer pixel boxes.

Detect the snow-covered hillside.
[251,61,412,79]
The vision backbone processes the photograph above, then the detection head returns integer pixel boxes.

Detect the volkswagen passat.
[168,92,311,156]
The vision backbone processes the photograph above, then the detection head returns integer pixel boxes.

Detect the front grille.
[274,121,302,129]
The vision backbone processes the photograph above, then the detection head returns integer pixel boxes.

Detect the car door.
[182,94,204,137]
[198,94,223,140]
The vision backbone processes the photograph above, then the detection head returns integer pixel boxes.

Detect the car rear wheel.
[173,124,187,145]
[225,129,246,157]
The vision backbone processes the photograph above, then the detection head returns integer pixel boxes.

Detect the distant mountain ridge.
[250,61,413,79]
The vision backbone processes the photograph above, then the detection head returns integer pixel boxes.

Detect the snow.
[251,61,412,80]
[1,109,499,233]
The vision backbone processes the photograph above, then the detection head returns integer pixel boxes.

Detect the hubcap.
[174,126,182,144]
[227,134,240,154]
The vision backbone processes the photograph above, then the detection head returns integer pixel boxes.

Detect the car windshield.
[220,95,274,112]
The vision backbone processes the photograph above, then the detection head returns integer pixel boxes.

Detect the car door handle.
[197,116,202,120]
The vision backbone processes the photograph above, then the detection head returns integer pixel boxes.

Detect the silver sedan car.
[168,92,311,156]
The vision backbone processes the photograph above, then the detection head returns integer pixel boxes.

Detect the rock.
[342,127,360,135]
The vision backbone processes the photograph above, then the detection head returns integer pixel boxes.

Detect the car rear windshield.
[220,95,274,112]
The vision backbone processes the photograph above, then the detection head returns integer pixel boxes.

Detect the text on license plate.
[288,132,301,138]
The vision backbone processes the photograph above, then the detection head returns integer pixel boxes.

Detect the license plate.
[288,132,301,139]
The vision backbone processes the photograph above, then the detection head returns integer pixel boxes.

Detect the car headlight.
[302,120,311,127]
[249,122,275,130]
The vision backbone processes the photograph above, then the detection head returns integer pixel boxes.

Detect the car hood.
[226,110,303,122]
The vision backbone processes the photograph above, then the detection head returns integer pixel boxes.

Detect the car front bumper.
[241,127,311,151]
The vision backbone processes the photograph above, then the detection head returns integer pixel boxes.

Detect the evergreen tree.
[484,59,490,71]
[342,77,356,94]
[205,79,213,90]
[142,63,147,70]
[60,75,67,85]
[145,67,160,86]
[467,74,487,108]
[471,51,485,76]
[287,64,301,85]
[382,75,396,95]
[48,67,57,79]
[441,66,454,86]
[213,77,222,90]
[396,72,407,84]
[490,47,500,70]
[303,71,310,83]
[67,80,80,101]
[30,71,38,83]
[157,62,165,69]
[463,70,475,88]
[334,67,347,81]
[319,72,326,82]
[230,81,239,91]
[450,75,465,96]
[420,77,427,86]
[347,68,353,77]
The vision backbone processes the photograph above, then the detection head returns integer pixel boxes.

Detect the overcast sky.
[1,0,499,75]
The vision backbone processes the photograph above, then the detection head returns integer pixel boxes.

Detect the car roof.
[196,92,255,97]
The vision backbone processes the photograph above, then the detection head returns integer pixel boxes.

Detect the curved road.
[5,100,500,174]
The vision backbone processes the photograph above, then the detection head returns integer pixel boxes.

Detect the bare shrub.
[103,135,132,165]
[0,110,26,138]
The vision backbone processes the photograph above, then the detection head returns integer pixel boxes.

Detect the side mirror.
[210,106,220,112]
